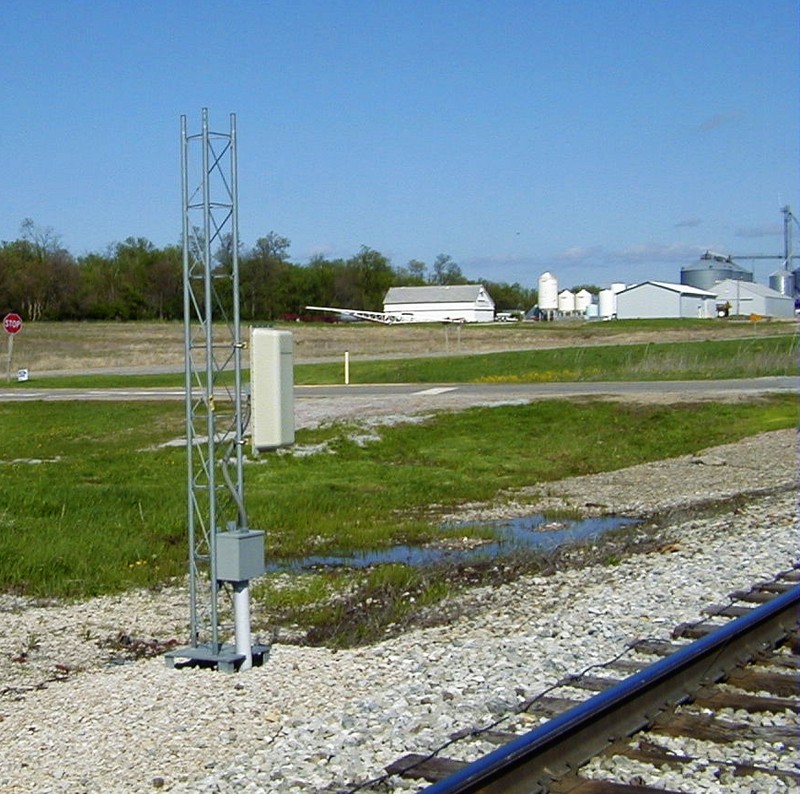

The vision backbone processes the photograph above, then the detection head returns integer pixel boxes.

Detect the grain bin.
[538,272,558,310]
[598,289,616,318]
[575,289,593,314]
[681,252,753,291]
[769,268,795,297]
[558,289,576,313]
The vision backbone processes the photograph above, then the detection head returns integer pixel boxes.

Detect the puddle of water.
[268,514,639,572]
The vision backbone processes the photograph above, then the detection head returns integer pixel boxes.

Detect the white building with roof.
[383,285,495,323]
[615,281,717,319]
[712,279,795,318]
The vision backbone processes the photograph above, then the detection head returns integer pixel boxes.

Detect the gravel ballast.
[0,428,797,793]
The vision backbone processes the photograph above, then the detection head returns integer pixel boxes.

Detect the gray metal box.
[216,530,265,582]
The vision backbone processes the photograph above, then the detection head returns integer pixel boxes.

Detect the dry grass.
[7,318,796,375]
[9,322,187,374]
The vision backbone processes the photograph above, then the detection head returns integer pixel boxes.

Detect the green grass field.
[0,393,795,602]
[295,334,799,384]
[2,326,797,645]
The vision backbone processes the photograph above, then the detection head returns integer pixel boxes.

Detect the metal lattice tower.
[166,109,266,672]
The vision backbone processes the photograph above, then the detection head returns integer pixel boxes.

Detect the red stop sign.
[3,313,22,335]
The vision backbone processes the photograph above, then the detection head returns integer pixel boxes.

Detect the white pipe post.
[344,351,350,385]
[233,582,253,670]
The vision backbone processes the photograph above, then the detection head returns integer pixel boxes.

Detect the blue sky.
[1,1,797,289]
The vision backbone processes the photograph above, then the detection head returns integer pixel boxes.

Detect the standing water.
[269,514,639,571]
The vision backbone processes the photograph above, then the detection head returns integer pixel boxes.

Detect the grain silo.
[598,289,616,318]
[769,268,795,297]
[538,272,558,310]
[575,289,593,314]
[558,289,576,314]
[681,251,753,291]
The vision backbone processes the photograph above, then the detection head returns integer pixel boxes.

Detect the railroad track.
[350,567,799,793]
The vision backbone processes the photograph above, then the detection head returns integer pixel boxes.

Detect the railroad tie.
[385,753,466,784]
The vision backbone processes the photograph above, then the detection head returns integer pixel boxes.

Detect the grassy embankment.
[0,332,797,646]
[296,334,799,384]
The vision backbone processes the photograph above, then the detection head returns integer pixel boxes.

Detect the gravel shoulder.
[0,412,797,792]
[445,426,798,523]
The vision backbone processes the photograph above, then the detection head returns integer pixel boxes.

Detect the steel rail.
[421,584,799,794]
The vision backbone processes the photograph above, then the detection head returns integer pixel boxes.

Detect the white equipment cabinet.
[250,328,295,451]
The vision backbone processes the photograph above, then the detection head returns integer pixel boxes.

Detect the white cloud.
[555,245,605,262]
[674,217,702,228]
[697,111,743,132]
[303,243,337,261]
[551,242,704,267]
[734,224,782,238]
[616,243,704,263]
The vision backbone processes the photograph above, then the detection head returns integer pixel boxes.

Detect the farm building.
[383,285,495,323]
[712,279,795,318]
[616,281,717,319]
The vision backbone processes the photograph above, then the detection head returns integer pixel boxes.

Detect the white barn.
[383,285,495,323]
[712,279,795,318]
[616,281,717,319]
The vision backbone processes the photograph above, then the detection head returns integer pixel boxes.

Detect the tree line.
[0,220,538,322]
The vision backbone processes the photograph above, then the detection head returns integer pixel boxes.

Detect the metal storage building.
[382,284,495,323]
[616,281,717,319]
[712,279,795,318]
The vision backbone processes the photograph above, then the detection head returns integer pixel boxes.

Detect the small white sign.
[17,369,29,382]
